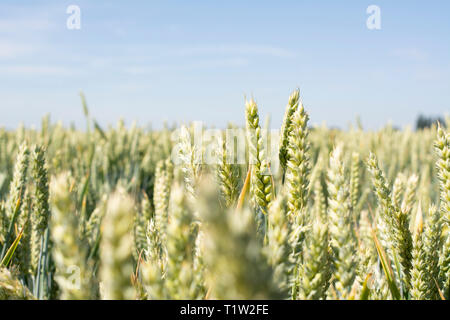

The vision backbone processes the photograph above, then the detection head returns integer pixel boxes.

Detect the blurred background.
[0,0,449,130]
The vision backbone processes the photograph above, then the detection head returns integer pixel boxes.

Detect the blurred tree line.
[416,114,447,130]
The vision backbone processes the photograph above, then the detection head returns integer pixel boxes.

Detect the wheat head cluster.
[0,89,449,300]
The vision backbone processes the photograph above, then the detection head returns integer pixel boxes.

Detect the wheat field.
[0,89,448,300]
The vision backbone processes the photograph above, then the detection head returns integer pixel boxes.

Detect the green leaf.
[94,120,107,140]
[80,91,89,117]
[0,194,22,259]
[236,165,251,210]
[373,231,402,300]
[1,223,25,267]
[359,273,372,300]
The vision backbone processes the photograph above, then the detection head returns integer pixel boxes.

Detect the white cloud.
[176,44,295,58]
[413,67,449,82]
[0,42,36,59]
[391,48,427,61]
[0,65,81,76]
[0,18,54,32]
[0,15,56,60]
[123,58,248,75]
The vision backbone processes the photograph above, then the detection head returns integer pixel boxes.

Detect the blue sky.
[0,0,449,130]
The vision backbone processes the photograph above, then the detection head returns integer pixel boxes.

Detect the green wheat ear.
[215,134,239,208]
[279,89,300,172]
[423,205,442,299]
[1,142,29,261]
[410,206,428,300]
[298,216,329,300]
[285,100,311,219]
[327,145,357,299]
[435,125,450,298]
[197,177,284,299]
[178,126,200,200]
[100,189,135,300]
[7,143,30,220]
[165,183,203,299]
[245,98,273,214]
[3,143,29,235]
[50,173,95,299]
[350,152,361,215]
[392,173,406,209]
[284,100,312,299]
[14,189,32,277]
[153,159,171,241]
[367,152,413,292]
[266,193,293,292]
[32,145,50,235]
